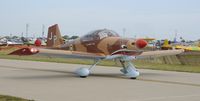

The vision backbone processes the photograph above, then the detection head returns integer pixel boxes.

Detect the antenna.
[123,28,126,38]
[21,32,23,37]
[120,28,126,49]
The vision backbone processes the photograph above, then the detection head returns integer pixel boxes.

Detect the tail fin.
[47,24,64,48]
[163,39,169,46]
[161,39,172,50]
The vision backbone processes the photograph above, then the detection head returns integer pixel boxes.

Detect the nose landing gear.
[120,60,140,79]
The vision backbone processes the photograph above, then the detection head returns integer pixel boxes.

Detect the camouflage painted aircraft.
[9,24,184,79]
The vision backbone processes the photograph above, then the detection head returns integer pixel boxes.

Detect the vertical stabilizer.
[163,39,169,46]
[47,24,64,48]
[161,39,172,50]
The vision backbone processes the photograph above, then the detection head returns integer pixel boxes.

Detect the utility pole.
[21,32,23,37]
[174,30,178,43]
[26,23,29,38]
[42,24,45,38]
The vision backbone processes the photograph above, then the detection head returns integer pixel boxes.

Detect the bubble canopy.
[81,29,120,41]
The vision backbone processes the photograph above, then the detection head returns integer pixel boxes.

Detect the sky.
[0,0,200,40]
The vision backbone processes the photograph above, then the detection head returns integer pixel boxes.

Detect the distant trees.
[62,35,69,40]
[180,37,185,43]
[1,36,20,39]
[21,37,28,42]
[4,36,11,39]
[62,35,79,40]
[69,36,79,40]
[12,36,19,39]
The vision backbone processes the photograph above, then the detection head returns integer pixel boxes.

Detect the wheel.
[80,76,87,78]
[75,68,90,78]
[130,77,137,79]
[124,66,140,79]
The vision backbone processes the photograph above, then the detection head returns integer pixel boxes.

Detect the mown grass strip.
[0,95,34,101]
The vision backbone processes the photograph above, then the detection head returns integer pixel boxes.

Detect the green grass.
[0,47,200,73]
[134,61,200,73]
[0,95,33,101]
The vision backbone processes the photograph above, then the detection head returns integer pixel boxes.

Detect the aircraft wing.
[41,49,184,60]
[38,48,106,59]
[137,49,184,59]
[8,47,184,60]
[9,47,106,60]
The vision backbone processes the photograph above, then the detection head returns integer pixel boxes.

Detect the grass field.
[0,95,33,101]
[0,46,200,73]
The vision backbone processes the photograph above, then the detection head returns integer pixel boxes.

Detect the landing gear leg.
[120,60,140,79]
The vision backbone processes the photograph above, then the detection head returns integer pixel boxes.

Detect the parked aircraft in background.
[0,37,23,46]
[26,38,46,46]
[9,24,184,79]
[161,39,200,51]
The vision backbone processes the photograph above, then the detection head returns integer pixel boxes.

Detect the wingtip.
[8,47,39,55]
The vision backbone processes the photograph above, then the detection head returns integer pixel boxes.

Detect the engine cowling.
[135,39,148,49]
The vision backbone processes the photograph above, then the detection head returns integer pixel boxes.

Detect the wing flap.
[37,48,105,59]
[8,47,106,59]
[111,49,143,56]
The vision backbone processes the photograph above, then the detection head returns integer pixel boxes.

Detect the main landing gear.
[75,59,140,79]
[75,59,100,78]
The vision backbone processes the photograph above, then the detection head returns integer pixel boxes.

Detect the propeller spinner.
[135,39,148,49]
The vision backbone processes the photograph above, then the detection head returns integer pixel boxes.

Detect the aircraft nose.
[135,39,148,49]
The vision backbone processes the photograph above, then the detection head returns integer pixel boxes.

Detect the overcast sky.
[0,0,200,40]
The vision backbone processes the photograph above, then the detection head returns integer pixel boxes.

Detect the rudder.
[47,24,64,48]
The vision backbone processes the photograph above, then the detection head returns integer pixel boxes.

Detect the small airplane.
[161,39,200,51]
[0,37,23,47]
[9,24,184,79]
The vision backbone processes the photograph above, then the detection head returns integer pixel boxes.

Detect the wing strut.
[89,59,101,70]
[75,59,101,78]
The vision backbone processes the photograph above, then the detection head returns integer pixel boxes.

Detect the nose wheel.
[120,60,140,79]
